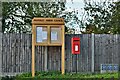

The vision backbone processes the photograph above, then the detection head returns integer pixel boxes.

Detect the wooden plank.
[81,34,85,72]
[112,35,114,64]
[26,34,31,72]
[65,34,70,72]
[9,34,12,72]
[78,34,82,72]
[115,35,119,64]
[44,46,48,71]
[51,47,54,71]
[39,46,41,71]
[5,34,8,72]
[14,34,17,72]
[21,33,24,72]
[54,47,57,71]
[102,34,105,64]
[41,46,44,71]
[10,33,13,72]
[0,33,2,75]
[94,34,99,72]
[86,34,89,72]
[48,47,50,71]
[1,34,3,73]
[37,46,40,71]
[16,34,19,72]
[114,34,118,64]
[25,34,28,72]
[118,35,120,65]
[83,34,87,72]
[22,34,25,72]
[59,46,61,71]
[98,34,102,71]
[24,34,28,72]
[65,35,69,72]
[89,34,92,72]
[3,35,6,72]
[4,34,7,72]
[35,46,38,71]
[29,34,32,72]
[53,47,56,71]
[50,47,52,71]
[8,33,11,72]
[91,33,94,72]
[19,34,22,72]
[39,46,42,71]
[70,35,72,72]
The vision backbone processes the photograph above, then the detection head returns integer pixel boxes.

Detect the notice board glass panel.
[50,26,61,44]
[36,26,47,43]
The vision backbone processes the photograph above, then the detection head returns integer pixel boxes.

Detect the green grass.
[16,71,118,79]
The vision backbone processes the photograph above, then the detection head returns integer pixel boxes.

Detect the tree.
[2,2,66,33]
[110,1,120,34]
[2,1,81,33]
[60,10,81,34]
[82,1,117,34]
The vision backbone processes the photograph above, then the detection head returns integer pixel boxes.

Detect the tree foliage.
[2,2,66,33]
[2,2,81,33]
[82,1,120,34]
[110,1,120,34]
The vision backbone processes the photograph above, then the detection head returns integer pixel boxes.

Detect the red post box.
[71,37,80,54]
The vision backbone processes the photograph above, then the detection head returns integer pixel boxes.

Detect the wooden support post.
[91,33,94,73]
[61,25,65,74]
[32,26,35,77]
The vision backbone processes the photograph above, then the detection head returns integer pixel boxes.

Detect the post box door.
[71,37,80,54]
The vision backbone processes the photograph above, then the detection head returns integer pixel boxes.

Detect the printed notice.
[42,31,47,40]
[51,31,57,40]
[36,27,42,42]
[75,45,78,51]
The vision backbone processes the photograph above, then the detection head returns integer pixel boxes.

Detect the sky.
[65,0,85,33]
[66,0,84,17]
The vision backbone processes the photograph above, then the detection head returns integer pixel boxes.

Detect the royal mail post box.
[71,37,80,54]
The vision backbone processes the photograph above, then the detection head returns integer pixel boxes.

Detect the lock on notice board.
[71,37,80,54]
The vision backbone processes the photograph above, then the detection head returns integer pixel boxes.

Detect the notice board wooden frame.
[32,18,65,77]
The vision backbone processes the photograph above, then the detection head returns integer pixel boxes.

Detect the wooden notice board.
[32,18,65,77]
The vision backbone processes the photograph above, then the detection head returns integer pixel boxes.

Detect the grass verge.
[15,71,118,79]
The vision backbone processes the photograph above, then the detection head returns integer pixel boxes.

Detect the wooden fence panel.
[94,34,119,72]
[2,34,32,73]
[0,33,119,76]
[65,34,92,73]
[35,46,61,72]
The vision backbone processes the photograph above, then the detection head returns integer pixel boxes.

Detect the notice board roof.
[32,18,64,25]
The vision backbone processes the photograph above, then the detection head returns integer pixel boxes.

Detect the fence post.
[0,32,2,76]
[91,33,94,73]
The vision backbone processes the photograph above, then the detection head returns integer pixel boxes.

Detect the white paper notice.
[36,27,42,42]
[42,31,47,40]
[51,31,57,40]
[75,45,78,51]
